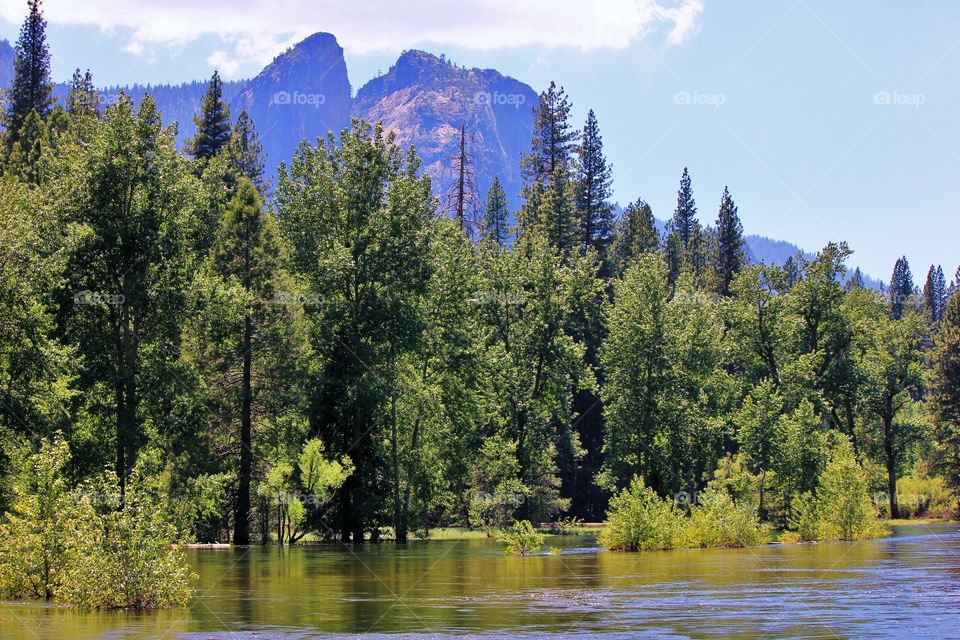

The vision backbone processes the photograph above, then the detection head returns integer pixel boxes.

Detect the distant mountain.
[232,32,352,181]
[0,40,14,90]
[352,49,536,213]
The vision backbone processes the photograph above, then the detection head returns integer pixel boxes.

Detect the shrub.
[599,476,686,551]
[0,434,196,609]
[893,474,958,519]
[0,433,73,599]
[685,488,769,548]
[58,472,196,609]
[499,520,544,556]
[786,492,820,542]
[815,441,887,541]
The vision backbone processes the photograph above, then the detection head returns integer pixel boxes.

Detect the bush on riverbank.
[0,434,195,608]
[600,477,768,552]
[599,477,687,551]
[685,489,770,548]
[783,441,888,542]
[499,520,544,556]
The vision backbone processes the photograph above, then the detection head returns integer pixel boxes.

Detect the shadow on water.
[1,524,958,639]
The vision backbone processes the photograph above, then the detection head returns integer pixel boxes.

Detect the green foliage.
[498,519,544,556]
[599,476,686,551]
[188,71,232,165]
[0,435,194,608]
[685,488,769,548]
[894,473,957,518]
[0,432,72,599]
[930,293,960,491]
[60,472,196,609]
[787,440,888,542]
[468,436,527,536]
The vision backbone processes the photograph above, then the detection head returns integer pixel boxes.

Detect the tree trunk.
[882,411,898,519]
[233,314,253,545]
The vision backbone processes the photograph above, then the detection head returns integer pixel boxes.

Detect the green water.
[1,524,958,638]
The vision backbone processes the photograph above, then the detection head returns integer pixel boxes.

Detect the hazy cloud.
[0,0,704,67]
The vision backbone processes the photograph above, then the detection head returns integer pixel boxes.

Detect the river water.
[1,523,958,639]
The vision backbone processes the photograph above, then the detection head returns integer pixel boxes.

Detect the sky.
[0,0,957,281]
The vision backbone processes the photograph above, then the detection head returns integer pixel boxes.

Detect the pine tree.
[540,164,577,253]
[889,256,915,320]
[520,81,578,187]
[5,0,54,155]
[935,265,947,323]
[922,265,940,326]
[482,177,510,247]
[575,109,613,255]
[783,255,800,290]
[228,110,266,194]
[66,68,99,119]
[188,70,232,165]
[847,267,865,291]
[612,198,659,272]
[711,186,746,296]
[664,228,683,288]
[6,109,48,184]
[672,167,698,249]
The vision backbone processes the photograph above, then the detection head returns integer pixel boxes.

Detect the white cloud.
[207,49,241,77]
[123,40,144,56]
[0,0,703,66]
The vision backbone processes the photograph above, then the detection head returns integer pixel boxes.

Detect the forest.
[1,0,960,608]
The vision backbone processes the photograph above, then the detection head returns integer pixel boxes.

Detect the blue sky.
[1,0,957,281]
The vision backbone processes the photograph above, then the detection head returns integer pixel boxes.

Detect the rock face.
[352,50,537,213]
[0,40,14,90]
[231,32,352,181]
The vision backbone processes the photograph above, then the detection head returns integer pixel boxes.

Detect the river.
[1,523,958,639]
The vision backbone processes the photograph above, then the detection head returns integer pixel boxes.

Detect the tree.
[187,71,232,165]
[574,109,613,256]
[611,198,659,274]
[481,177,510,247]
[200,178,297,545]
[276,121,433,542]
[601,256,726,496]
[227,110,266,194]
[6,109,48,184]
[66,68,99,120]
[888,256,915,320]
[930,292,960,490]
[65,95,189,494]
[921,265,948,326]
[861,309,925,518]
[711,186,746,296]
[520,81,578,187]
[672,167,697,250]
[4,0,54,155]
[734,379,783,518]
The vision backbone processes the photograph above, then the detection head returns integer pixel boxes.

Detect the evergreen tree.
[922,265,941,326]
[228,110,266,194]
[889,256,915,320]
[6,109,48,184]
[66,68,99,119]
[482,177,510,247]
[612,197,659,273]
[935,265,947,323]
[188,71,232,165]
[5,0,54,154]
[520,81,578,187]
[672,167,698,249]
[847,267,865,291]
[711,186,746,296]
[539,165,578,253]
[575,109,614,255]
[664,228,683,289]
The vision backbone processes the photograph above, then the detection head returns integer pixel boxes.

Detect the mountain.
[352,50,536,213]
[231,32,352,181]
[0,40,14,90]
